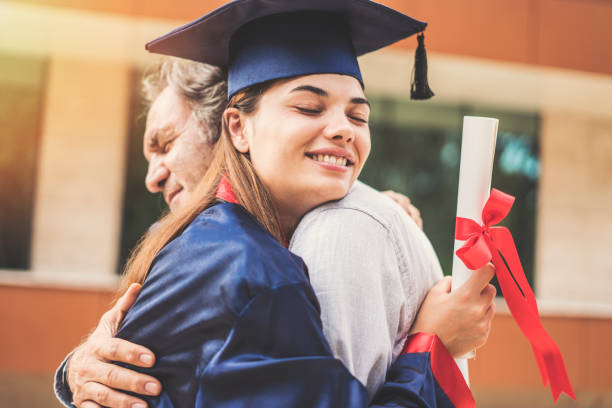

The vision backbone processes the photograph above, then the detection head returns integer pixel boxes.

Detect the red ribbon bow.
[455,188,575,402]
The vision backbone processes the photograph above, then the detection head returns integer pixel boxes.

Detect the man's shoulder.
[298,180,414,233]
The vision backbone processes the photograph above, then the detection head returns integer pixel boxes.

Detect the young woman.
[71,2,492,407]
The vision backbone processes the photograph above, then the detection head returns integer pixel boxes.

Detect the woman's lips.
[306,146,355,164]
[306,154,350,172]
[305,147,356,173]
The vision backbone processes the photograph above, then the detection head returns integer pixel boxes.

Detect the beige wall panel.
[31,57,130,276]
[360,51,612,121]
[0,2,173,66]
[537,112,612,305]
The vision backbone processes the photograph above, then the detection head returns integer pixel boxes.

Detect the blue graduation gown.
[114,202,472,407]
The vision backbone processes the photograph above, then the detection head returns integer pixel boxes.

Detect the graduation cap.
[146,0,434,100]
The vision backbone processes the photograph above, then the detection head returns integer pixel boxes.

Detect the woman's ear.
[224,108,250,153]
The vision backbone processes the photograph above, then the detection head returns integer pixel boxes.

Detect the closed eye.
[295,106,322,115]
[147,129,177,155]
[349,115,368,124]
[162,140,174,154]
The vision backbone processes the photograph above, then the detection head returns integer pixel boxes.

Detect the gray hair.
[142,57,228,144]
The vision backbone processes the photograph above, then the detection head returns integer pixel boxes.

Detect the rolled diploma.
[451,116,498,384]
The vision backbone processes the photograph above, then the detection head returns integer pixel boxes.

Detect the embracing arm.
[54,284,161,408]
[56,264,475,408]
[56,195,491,408]
[103,223,472,408]
[55,265,492,408]
[196,281,471,408]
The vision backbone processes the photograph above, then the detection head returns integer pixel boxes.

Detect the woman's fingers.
[406,203,423,229]
[431,275,452,295]
[485,301,496,320]
[462,263,495,294]
[481,283,497,306]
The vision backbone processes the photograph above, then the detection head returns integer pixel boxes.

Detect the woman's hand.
[410,264,496,357]
[381,190,423,230]
[67,283,161,408]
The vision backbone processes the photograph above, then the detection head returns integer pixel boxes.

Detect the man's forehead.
[144,89,186,140]
[148,89,179,123]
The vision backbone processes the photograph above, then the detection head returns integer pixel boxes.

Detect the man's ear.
[224,108,249,153]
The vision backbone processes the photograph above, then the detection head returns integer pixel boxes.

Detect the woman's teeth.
[312,154,348,166]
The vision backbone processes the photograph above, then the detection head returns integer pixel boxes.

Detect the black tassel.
[410,32,434,100]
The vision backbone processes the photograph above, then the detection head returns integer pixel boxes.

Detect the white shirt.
[289,180,443,398]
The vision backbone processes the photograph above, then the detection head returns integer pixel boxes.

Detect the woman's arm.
[56,233,488,408]
[107,225,469,407]
[58,201,478,407]
[55,278,474,408]
[197,282,470,408]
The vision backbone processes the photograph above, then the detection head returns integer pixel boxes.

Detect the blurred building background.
[1,0,611,406]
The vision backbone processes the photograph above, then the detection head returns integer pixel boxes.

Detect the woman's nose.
[324,110,354,144]
[145,156,170,193]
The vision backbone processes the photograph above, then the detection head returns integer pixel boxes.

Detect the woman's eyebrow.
[351,97,370,108]
[290,85,328,97]
[290,85,370,108]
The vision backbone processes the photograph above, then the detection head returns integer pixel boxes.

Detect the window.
[361,96,539,290]
[0,54,46,270]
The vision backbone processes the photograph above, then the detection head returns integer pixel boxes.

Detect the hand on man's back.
[381,190,423,230]
[67,283,161,408]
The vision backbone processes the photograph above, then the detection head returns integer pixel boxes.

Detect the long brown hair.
[115,81,280,301]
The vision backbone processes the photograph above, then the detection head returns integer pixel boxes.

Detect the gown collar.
[215,176,288,247]
[215,175,238,204]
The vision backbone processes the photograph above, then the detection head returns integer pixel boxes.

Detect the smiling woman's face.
[232,74,371,225]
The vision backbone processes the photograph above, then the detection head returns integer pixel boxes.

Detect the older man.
[55,58,495,408]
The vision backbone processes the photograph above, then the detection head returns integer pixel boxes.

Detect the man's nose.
[145,156,169,193]
[323,110,354,144]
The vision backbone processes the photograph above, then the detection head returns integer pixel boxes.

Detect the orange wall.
[470,313,612,391]
[11,0,612,76]
[0,284,114,372]
[1,284,611,393]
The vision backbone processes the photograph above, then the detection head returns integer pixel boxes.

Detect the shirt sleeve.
[290,207,406,396]
[53,353,75,408]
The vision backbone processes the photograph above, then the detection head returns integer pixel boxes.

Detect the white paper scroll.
[451,116,498,384]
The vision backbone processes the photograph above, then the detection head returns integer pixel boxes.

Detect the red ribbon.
[455,188,575,402]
